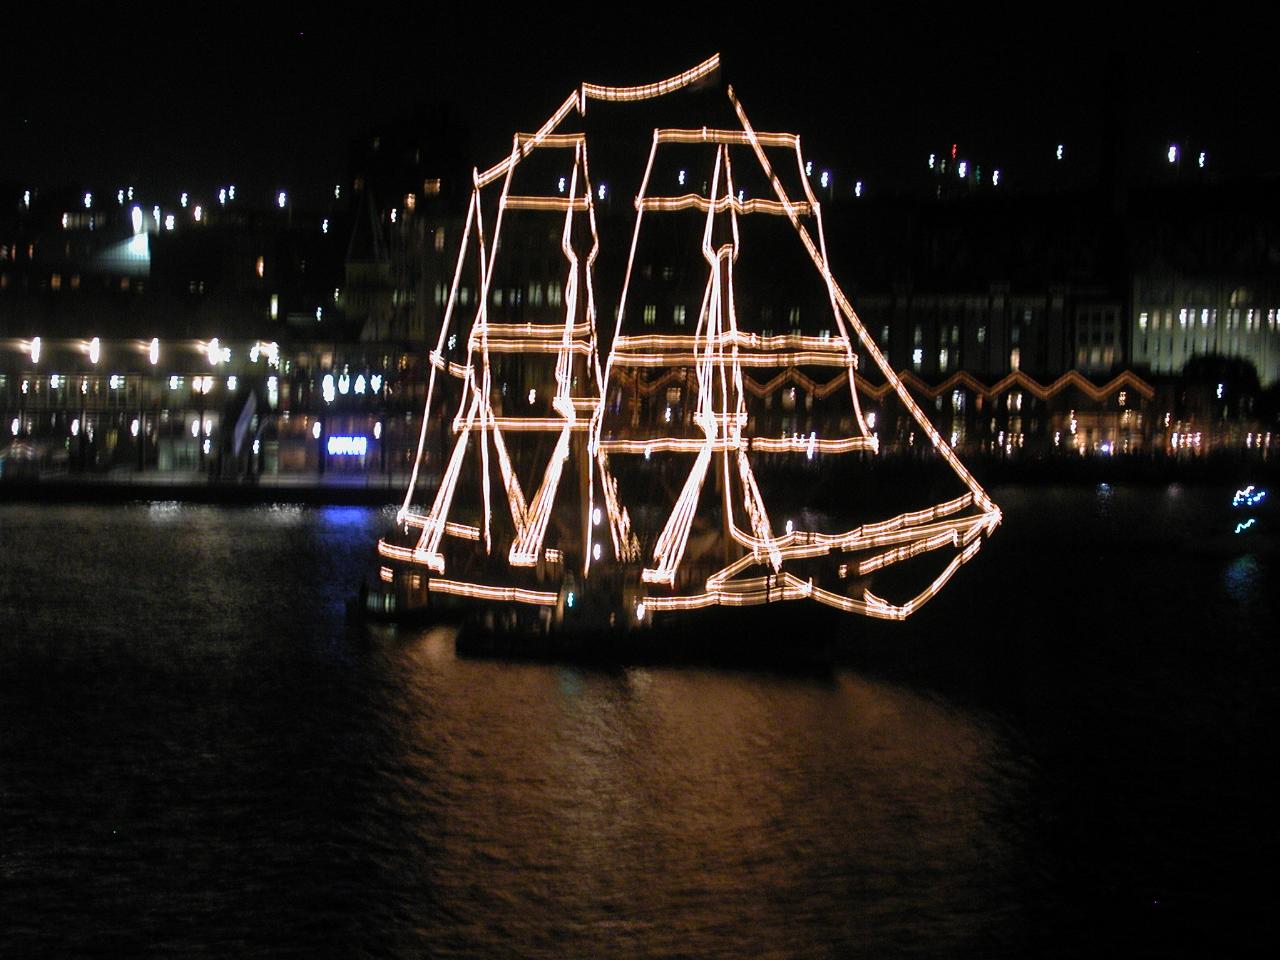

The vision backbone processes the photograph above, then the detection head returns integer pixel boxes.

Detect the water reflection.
[3,489,1270,957]
[370,637,1032,958]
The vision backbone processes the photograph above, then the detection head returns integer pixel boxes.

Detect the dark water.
[1,487,1275,958]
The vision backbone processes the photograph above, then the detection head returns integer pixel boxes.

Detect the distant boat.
[359,54,1001,634]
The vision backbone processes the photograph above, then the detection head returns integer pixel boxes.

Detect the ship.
[359,54,1002,637]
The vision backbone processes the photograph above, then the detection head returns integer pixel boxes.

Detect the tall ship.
[363,55,1002,633]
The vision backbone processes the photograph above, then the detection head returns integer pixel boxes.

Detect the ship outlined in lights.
[363,54,1001,632]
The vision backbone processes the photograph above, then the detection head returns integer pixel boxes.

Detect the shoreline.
[2,454,1276,507]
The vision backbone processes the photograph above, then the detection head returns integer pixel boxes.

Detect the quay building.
[3,136,1279,480]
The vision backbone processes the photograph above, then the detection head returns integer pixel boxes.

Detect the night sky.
[3,10,1274,204]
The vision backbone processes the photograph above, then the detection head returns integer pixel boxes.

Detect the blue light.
[1232,486,1266,508]
[327,435,368,456]
[1235,519,1257,534]
[566,591,575,609]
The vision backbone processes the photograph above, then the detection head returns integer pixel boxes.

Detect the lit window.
[255,256,265,278]
[1010,347,1021,371]
[912,348,923,370]
[673,305,686,325]
[434,228,445,253]
[643,305,656,326]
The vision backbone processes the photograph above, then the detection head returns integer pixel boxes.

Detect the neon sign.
[327,435,368,456]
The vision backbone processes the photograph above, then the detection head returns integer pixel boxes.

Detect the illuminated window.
[977,325,986,344]
[673,305,686,325]
[434,228,445,252]
[938,348,949,370]
[255,256,264,278]
[423,179,441,196]
[1010,347,1021,371]
[643,305,656,326]
[788,307,801,329]
[912,348,923,370]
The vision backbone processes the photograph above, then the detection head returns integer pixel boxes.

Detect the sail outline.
[378,53,1002,621]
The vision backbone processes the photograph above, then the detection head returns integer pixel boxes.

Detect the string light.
[374,55,999,626]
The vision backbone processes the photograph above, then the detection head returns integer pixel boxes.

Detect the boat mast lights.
[378,55,999,623]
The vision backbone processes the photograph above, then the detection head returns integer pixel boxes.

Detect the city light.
[854,180,863,197]
[30,337,41,364]
[88,338,100,364]
[277,191,287,208]
[1233,486,1266,508]
[1168,144,1178,164]
[1056,144,1064,161]
[322,374,336,403]
[992,169,1001,187]
[181,192,189,207]
[149,338,160,365]
[312,421,322,440]
[131,206,144,234]
[83,192,92,209]
[131,419,139,437]
[327,435,368,456]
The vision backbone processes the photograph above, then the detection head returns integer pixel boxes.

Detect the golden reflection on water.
[377,628,1025,956]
